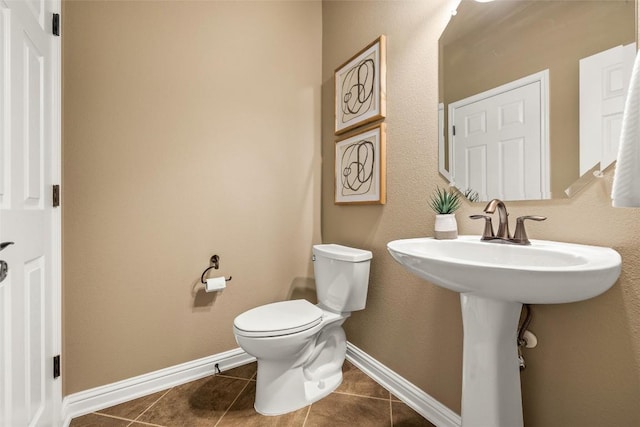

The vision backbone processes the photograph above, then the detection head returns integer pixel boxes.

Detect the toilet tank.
[312,244,372,313]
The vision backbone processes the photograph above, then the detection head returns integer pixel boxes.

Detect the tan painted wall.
[62,0,322,395]
[322,1,640,425]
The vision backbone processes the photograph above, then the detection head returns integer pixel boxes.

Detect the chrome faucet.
[470,199,547,245]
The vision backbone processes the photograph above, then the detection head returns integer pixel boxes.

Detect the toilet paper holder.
[200,255,232,284]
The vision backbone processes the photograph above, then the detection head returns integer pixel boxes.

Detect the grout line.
[89,412,136,423]
[85,412,164,427]
[129,387,173,426]
[389,396,393,426]
[301,404,312,426]
[216,373,255,381]
[214,379,251,427]
[332,390,393,402]
[127,420,166,427]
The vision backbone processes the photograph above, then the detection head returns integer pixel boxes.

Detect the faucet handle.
[470,214,495,240]
[513,216,547,245]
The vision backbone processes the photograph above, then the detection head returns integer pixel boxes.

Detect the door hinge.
[52,13,60,37]
[452,125,456,136]
[53,355,60,379]
[52,185,60,207]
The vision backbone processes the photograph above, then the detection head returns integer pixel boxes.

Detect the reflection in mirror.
[439,0,636,201]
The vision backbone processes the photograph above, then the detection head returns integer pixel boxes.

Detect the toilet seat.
[234,299,323,338]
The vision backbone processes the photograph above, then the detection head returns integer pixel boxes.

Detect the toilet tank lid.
[313,244,372,262]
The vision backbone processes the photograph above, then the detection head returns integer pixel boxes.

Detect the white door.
[579,43,636,176]
[0,1,61,426]
[449,71,550,202]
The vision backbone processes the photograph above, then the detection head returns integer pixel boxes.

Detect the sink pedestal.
[388,236,622,427]
[460,293,523,427]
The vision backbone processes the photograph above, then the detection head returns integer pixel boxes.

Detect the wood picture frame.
[335,124,386,205]
[334,35,386,135]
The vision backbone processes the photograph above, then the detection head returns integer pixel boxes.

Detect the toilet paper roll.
[205,276,226,293]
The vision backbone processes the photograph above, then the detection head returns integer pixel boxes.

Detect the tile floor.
[70,361,436,427]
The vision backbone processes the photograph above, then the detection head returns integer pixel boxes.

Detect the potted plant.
[429,186,461,239]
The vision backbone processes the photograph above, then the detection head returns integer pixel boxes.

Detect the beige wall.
[62,0,640,424]
[62,0,322,395]
[322,1,640,426]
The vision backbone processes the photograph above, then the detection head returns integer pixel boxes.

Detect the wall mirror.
[439,0,636,201]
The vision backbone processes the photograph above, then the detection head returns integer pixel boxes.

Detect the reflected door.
[579,43,636,175]
[449,72,549,202]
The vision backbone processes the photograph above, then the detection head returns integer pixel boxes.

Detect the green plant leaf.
[429,186,461,214]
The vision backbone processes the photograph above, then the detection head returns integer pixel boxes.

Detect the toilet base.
[252,322,347,416]
[254,361,343,416]
[234,307,349,416]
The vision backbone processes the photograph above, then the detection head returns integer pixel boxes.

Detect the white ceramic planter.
[434,213,458,240]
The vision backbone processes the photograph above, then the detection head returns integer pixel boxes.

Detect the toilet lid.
[234,299,323,338]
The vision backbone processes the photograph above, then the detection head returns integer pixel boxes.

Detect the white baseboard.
[61,348,255,426]
[61,344,461,427]
[346,342,461,427]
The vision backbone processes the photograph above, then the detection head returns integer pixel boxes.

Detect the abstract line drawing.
[335,36,386,135]
[341,56,376,124]
[335,124,386,205]
[340,139,375,196]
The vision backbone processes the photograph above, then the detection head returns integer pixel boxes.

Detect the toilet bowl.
[233,244,372,416]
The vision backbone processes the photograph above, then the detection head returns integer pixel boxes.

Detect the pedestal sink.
[387,236,621,427]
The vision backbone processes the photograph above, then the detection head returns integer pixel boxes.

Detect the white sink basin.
[387,235,621,304]
[388,235,622,426]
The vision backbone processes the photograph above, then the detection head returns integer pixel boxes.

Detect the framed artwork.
[334,35,386,135]
[335,124,386,205]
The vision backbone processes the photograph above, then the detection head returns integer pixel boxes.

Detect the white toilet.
[233,244,372,416]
